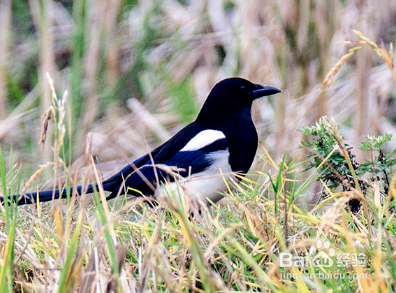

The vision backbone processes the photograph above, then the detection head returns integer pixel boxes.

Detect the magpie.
[4,77,280,206]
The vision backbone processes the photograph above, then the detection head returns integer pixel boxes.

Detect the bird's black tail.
[3,181,117,206]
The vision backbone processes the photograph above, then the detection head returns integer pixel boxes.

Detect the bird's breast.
[225,120,258,173]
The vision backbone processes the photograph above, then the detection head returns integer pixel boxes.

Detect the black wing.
[104,135,229,200]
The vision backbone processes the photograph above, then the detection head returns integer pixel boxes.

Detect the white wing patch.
[181,129,226,151]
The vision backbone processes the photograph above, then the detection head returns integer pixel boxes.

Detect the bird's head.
[196,77,281,125]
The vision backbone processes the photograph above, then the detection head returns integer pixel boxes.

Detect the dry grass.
[0,0,396,292]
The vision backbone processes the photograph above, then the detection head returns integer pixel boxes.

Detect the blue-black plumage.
[5,77,281,206]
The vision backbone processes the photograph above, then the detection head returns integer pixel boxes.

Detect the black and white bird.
[4,77,280,206]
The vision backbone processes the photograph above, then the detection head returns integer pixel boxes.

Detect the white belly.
[154,149,234,206]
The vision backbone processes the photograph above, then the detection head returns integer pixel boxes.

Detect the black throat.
[196,104,258,174]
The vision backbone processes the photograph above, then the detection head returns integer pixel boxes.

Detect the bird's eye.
[240,86,246,90]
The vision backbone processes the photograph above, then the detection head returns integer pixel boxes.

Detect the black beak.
[249,84,281,99]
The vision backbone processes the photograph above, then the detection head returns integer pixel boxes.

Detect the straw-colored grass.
[1,1,396,292]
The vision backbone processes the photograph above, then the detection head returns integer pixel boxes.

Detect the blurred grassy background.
[0,0,396,182]
[1,1,396,291]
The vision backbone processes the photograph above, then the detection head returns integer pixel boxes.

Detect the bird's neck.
[196,105,253,130]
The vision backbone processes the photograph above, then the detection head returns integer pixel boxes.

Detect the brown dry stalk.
[308,147,352,189]
[353,30,382,55]
[322,117,362,194]
[321,46,362,90]
[380,43,396,86]
[353,30,396,86]
[18,163,51,201]
[38,106,53,152]
[322,30,396,90]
